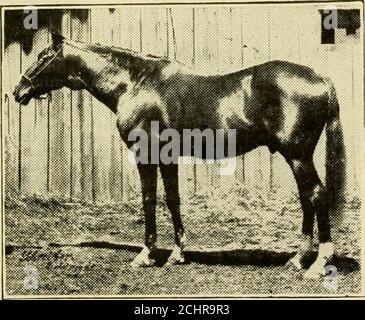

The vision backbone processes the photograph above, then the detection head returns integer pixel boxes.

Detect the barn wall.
[3,4,362,203]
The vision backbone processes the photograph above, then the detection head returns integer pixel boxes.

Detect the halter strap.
[21,74,36,91]
[23,47,63,89]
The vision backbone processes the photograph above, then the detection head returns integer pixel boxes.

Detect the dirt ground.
[4,184,361,296]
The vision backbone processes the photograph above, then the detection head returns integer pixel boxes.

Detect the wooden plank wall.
[3,4,362,203]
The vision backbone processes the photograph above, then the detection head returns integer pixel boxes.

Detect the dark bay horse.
[13,34,346,279]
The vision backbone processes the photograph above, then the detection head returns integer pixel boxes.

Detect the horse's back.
[252,60,328,99]
[157,60,331,156]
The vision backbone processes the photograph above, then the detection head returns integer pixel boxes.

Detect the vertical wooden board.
[70,10,94,202]
[141,7,168,57]
[3,46,11,193]
[20,46,36,196]
[327,39,357,197]
[269,6,301,62]
[20,29,50,196]
[216,7,243,190]
[68,14,80,200]
[194,7,218,74]
[119,7,141,200]
[61,11,73,199]
[69,13,81,200]
[193,7,219,195]
[90,8,113,203]
[168,7,195,201]
[127,7,143,53]
[350,31,362,198]
[241,6,271,194]
[268,6,301,196]
[298,7,327,74]
[31,29,50,196]
[108,7,124,203]
[168,7,194,66]
[3,42,21,196]
[49,12,72,198]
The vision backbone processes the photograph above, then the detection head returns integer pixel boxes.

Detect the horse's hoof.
[164,246,185,266]
[165,255,185,266]
[130,257,155,268]
[303,264,325,279]
[130,258,155,268]
[285,255,302,270]
[130,247,156,268]
[303,242,334,279]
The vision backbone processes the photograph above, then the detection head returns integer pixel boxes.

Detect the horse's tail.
[325,78,346,217]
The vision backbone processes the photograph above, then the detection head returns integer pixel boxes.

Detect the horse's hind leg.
[286,158,334,278]
[285,158,315,269]
[160,163,186,265]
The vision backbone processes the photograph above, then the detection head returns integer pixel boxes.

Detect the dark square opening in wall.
[320,9,360,44]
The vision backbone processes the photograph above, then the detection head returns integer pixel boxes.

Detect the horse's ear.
[51,33,65,50]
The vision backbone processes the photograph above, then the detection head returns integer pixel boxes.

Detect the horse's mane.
[69,40,170,63]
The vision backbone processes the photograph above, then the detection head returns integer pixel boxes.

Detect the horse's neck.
[66,43,159,113]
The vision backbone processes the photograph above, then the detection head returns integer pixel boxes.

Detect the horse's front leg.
[160,163,186,265]
[130,163,158,268]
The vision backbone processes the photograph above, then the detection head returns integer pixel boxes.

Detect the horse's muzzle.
[13,83,32,105]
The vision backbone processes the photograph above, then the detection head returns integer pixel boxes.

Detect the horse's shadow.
[30,241,359,274]
[151,248,359,274]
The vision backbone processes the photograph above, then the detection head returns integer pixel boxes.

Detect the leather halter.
[22,47,63,90]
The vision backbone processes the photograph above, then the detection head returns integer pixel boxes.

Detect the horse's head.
[13,33,69,105]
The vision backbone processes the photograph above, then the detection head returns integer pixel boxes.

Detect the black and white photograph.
[1,0,363,298]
